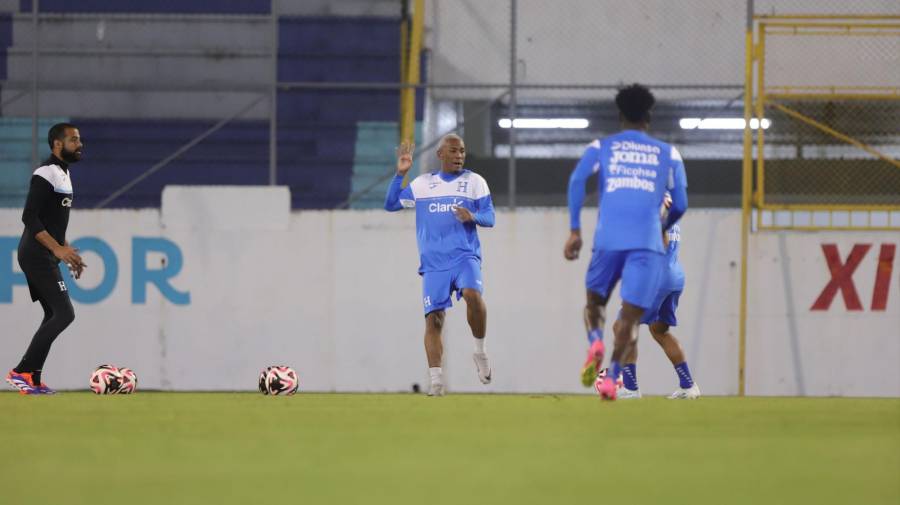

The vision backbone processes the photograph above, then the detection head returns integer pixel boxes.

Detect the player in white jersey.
[384,135,495,396]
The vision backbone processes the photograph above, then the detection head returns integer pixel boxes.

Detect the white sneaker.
[617,387,642,399]
[428,382,445,397]
[668,383,701,399]
[473,352,492,384]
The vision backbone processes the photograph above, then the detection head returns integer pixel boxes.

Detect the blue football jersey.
[568,130,688,253]
[385,169,495,273]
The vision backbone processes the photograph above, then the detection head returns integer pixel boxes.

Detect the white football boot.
[668,383,701,399]
[617,387,642,399]
[428,382,446,397]
[473,352,492,384]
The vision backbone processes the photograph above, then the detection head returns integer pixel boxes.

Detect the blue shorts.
[421,257,483,315]
[640,290,681,326]
[586,249,665,309]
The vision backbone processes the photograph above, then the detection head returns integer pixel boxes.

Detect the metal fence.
[751,15,900,230]
[1,0,896,211]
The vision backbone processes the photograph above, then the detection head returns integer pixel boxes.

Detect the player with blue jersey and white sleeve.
[384,135,495,396]
[564,84,688,401]
[615,193,700,400]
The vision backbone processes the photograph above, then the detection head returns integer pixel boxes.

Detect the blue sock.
[674,362,694,388]
[622,363,638,391]
[587,328,603,344]
[609,360,622,385]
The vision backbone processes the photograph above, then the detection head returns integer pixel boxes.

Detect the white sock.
[429,367,443,383]
[474,338,486,354]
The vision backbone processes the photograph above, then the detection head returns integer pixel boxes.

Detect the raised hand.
[564,231,583,260]
[396,141,415,176]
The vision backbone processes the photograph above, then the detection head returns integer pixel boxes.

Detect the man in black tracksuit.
[6,123,86,395]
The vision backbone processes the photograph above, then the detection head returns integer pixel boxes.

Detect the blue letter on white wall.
[132,237,190,305]
[0,237,27,303]
[59,237,118,304]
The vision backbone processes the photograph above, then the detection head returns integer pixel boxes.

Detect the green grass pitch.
[3,392,898,505]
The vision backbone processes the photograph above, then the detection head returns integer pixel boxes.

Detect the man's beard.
[60,147,82,163]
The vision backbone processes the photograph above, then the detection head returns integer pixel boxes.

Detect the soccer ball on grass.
[258,366,299,396]
[89,364,138,394]
[117,367,138,394]
[90,365,122,395]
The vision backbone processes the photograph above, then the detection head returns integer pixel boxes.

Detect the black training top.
[19,155,74,264]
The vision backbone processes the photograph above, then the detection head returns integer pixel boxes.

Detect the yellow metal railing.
[740,13,900,396]
[768,101,900,170]
[752,19,900,225]
[399,0,424,185]
[399,0,424,148]
[754,14,900,21]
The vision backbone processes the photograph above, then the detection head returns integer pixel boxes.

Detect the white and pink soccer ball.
[594,367,624,396]
[89,365,138,395]
[258,366,299,396]
[117,367,138,394]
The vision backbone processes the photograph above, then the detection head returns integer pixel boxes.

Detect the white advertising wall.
[0,188,897,396]
[747,231,900,396]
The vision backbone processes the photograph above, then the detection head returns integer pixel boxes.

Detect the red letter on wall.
[871,244,896,311]
[811,244,871,311]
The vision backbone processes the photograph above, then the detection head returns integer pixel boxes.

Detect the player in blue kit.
[616,194,700,399]
[564,84,688,400]
[384,135,495,396]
